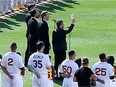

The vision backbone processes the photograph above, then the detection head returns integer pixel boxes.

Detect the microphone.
[52,19,57,22]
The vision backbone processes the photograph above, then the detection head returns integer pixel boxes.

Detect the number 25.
[95,68,106,76]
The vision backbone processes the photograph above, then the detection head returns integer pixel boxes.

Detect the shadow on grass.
[0,19,21,31]
[0,22,14,30]
[0,29,3,32]
[2,19,20,26]
[37,0,79,13]
[11,13,26,22]
[0,0,79,32]
[53,79,62,86]
[37,3,65,13]
[62,0,80,5]
[0,13,26,31]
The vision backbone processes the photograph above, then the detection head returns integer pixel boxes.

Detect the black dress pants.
[54,50,66,77]
[24,40,37,67]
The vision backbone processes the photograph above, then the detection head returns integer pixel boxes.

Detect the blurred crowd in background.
[0,0,53,15]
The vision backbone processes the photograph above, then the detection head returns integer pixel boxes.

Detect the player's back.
[92,62,114,87]
[62,59,78,79]
[2,52,23,74]
[29,52,51,75]
[60,59,78,87]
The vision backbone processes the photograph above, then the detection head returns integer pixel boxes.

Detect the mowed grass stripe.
[0,0,116,86]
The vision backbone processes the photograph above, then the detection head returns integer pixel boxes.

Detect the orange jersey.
[47,69,53,80]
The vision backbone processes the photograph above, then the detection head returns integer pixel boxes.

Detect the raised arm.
[64,18,76,34]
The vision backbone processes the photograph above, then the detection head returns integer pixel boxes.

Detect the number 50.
[62,65,72,74]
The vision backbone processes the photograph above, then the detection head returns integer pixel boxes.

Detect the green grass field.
[0,0,116,87]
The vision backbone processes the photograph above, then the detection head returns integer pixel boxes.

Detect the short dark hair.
[56,20,63,29]
[82,58,89,65]
[106,56,115,66]
[30,10,37,17]
[99,53,106,61]
[68,50,75,57]
[36,41,45,51]
[75,58,81,68]
[10,43,17,48]
[41,11,48,19]
[28,4,35,11]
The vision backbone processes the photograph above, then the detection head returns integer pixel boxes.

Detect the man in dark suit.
[24,10,39,67]
[52,18,76,79]
[37,11,50,54]
[24,4,36,67]
[25,4,36,36]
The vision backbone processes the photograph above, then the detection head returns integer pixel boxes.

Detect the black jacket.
[52,24,75,51]
[28,17,38,44]
[37,20,50,48]
[25,13,31,38]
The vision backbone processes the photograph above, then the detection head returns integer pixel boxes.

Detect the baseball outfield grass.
[0,0,116,86]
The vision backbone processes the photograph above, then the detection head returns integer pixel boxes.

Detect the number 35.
[33,60,42,68]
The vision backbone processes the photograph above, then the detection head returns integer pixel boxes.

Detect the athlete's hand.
[65,74,71,78]
[8,74,14,79]
[36,73,40,79]
[99,80,105,84]
[21,70,25,76]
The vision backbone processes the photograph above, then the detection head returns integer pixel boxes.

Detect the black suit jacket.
[28,17,38,44]
[25,13,31,38]
[52,24,75,51]
[37,20,50,54]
